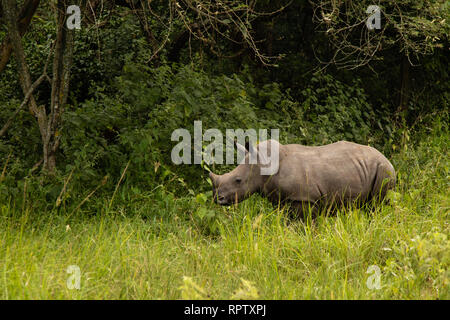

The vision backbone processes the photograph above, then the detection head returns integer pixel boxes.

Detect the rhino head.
[209,140,279,205]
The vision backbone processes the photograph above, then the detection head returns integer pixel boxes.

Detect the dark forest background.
[0,0,448,203]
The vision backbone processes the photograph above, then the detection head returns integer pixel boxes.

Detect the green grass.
[0,122,448,299]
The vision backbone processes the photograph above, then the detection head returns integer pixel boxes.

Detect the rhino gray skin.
[209,140,396,215]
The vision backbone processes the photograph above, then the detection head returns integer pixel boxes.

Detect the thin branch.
[0,74,45,137]
[0,41,53,138]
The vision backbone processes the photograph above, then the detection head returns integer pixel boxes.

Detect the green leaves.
[297,73,375,145]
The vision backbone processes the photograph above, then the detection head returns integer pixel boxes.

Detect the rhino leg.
[268,198,317,220]
[290,201,319,220]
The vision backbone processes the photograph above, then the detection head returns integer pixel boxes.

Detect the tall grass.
[0,120,448,299]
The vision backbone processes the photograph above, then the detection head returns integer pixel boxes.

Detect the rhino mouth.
[216,196,231,206]
[214,194,237,206]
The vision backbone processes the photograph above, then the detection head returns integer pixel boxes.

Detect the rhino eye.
[235,177,242,184]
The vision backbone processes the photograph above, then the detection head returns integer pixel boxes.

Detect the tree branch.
[0,43,52,138]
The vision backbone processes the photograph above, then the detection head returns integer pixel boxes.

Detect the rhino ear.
[244,140,251,153]
[235,140,257,154]
[246,142,259,164]
[235,140,260,164]
[234,141,248,154]
[247,142,256,155]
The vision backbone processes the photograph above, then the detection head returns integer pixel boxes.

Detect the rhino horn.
[209,171,219,183]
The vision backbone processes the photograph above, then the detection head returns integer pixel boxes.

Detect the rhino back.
[265,141,395,203]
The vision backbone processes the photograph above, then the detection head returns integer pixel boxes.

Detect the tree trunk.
[1,0,45,131]
[1,0,73,174]
[43,0,74,173]
[0,0,40,73]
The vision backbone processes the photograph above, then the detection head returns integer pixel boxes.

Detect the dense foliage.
[0,1,447,197]
[0,0,448,300]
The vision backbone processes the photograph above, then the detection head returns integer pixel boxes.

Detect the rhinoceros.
[209,140,396,216]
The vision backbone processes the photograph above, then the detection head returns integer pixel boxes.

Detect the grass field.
[0,121,448,299]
